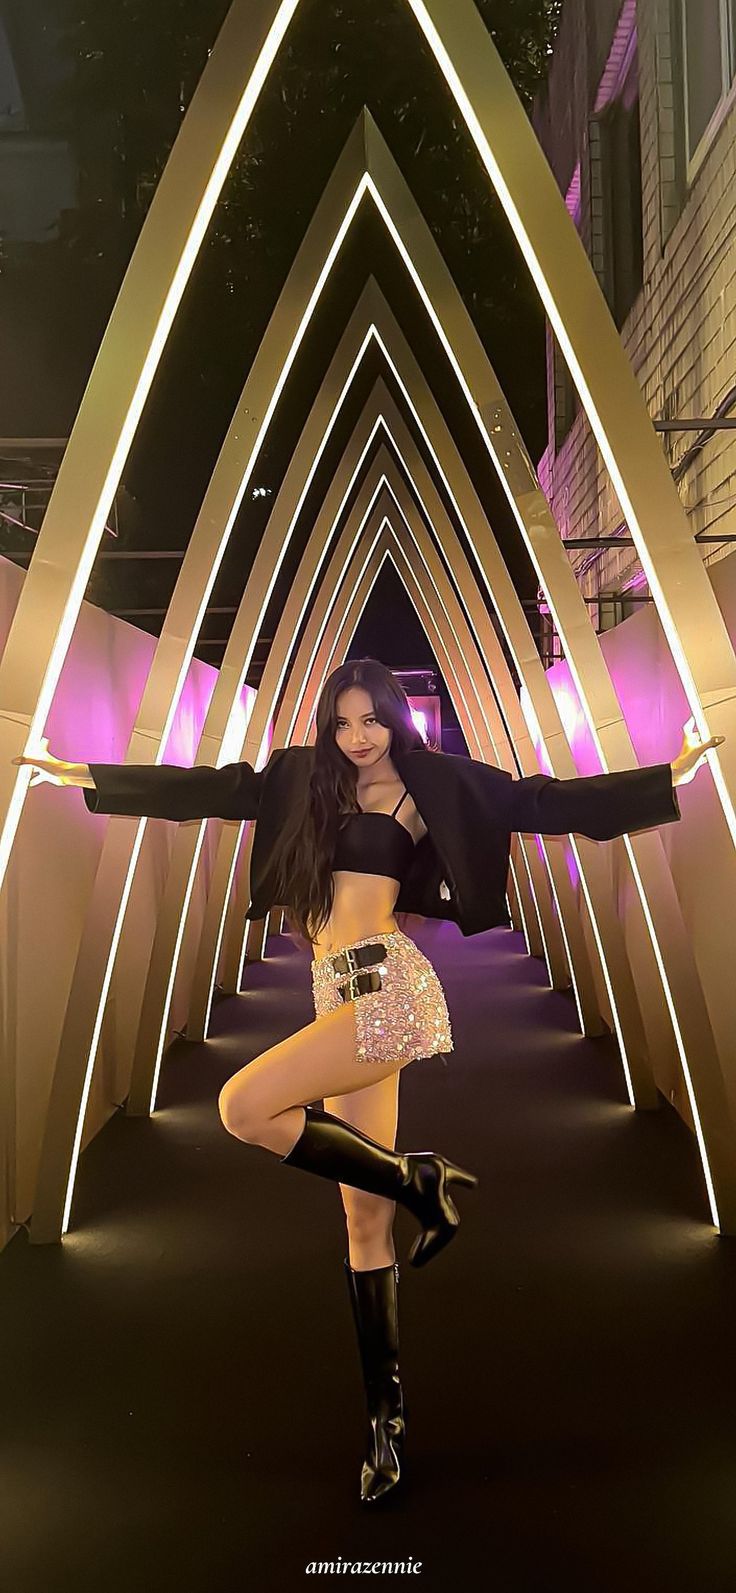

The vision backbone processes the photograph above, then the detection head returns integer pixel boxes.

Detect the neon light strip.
[61,822,147,1233]
[622,837,718,1222]
[147,822,210,1115]
[1,0,303,892]
[405,1,732,849]
[202,822,251,1036]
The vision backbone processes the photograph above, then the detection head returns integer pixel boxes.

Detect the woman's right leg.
[323,1069,401,1270]
[325,1070,406,1504]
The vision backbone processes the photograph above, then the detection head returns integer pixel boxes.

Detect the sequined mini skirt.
[311,928,454,1066]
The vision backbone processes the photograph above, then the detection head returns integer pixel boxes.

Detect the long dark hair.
[272,657,431,947]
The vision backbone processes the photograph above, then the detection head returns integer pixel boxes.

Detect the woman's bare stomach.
[310,871,402,962]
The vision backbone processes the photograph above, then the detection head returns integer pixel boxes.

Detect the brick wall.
[535,0,736,610]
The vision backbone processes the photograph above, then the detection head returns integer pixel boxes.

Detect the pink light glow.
[565,845,580,892]
[594,1,637,113]
[565,162,581,228]
[545,660,602,776]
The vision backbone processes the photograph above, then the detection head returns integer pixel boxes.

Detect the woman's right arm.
[12,744,94,788]
[12,741,271,822]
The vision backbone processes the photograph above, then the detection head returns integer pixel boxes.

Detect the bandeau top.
[333,788,416,882]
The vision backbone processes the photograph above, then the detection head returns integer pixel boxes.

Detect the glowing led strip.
[622,837,718,1220]
[0,0,303,890]
[61,823,147,1233]
[404,0,733,837]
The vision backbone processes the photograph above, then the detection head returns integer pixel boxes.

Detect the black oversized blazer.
[84,744,681,938]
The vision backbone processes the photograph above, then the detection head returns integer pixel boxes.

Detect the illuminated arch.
[24,90,735,1235]
[37,111,728,1147]
[31,438,544,1239]
[123,446,570,1109]
[183,442,578,1037]
[28,270,729,1229]
[2,0,734,899]
[212,361,664,1098]
[205,404,613,1042]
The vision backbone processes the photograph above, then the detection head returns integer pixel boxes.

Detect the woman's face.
[334,685,392,769]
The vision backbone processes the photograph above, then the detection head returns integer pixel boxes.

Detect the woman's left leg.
[218,998,478,1271]
[218,1001,406,1154]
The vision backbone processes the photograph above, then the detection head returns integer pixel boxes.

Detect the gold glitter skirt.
[311,928,454,1066]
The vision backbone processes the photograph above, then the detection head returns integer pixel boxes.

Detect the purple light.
[594,2,637,114]
[565,162,581,228]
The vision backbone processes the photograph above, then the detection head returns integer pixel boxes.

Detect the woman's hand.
[671,717,725,788]
[11,737,91,788]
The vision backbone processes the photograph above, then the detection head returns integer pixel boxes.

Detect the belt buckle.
[331,946,358,977]
[337,968,384,1002]
[331,942,386,977]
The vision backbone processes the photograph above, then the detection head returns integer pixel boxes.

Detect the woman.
[13,657,724,1506]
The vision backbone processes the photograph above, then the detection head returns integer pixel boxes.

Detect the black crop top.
[333,788,416,882]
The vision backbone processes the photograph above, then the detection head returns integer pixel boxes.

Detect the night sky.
[1,0,561,723]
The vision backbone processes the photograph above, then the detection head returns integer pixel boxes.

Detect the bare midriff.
[310,872,402,962]
[307,782,428,961]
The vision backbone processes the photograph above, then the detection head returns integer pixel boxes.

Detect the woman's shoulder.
[263,744,314,771]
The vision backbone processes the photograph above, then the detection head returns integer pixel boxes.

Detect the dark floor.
[3,922,736,1593]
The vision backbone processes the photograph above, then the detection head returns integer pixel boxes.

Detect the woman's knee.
[218,1080,262,1142]
[341,1187,396,1244]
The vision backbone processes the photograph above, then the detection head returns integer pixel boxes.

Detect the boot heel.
[443,1160,479,1190]
[408,1194,461,1268]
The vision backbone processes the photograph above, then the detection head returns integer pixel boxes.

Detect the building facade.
[0,2,77,244]
[533,0,736,655]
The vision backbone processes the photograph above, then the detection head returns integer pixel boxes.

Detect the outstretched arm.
[12,738,275,821]
[82,759,265,821]
[501,723,725,841]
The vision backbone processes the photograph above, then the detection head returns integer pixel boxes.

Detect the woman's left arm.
[501,722,725,841]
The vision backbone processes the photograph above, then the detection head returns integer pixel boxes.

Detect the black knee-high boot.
[343,1258,407,1505]
[280,1105,478,1268]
